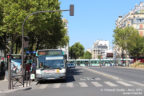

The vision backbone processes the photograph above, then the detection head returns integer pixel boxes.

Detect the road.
[1,66,144,96]
[89,66,144,82]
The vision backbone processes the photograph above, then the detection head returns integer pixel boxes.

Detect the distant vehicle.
[67,63,75,68]
[36,49,67,81]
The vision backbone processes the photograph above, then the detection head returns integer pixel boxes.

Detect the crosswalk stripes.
[117,81,133,87]
[104,81,118,87]
[53,83,61,88]
[91,82,103,87]
[66,82,74,88]
[39,84,49,89]
[129,81,144,87]
[78,82,88,87]
[34,80,144,89]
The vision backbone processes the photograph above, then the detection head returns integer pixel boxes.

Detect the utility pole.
[8,54,11,89]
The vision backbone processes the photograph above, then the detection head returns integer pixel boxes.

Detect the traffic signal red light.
[7,55,11,59]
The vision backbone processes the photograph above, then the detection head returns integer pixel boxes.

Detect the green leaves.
[113,27,144,58]
[0,0,68,53]
[82,51,92,59]
[69,42,84,59]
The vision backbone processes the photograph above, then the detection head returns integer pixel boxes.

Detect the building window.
[136,24,139,29]
[134,18,144,24]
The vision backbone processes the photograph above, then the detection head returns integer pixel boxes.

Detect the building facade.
[115,2,144,58]
[116,2,144,36]
[59,18,69,59]
[92,40,109,59]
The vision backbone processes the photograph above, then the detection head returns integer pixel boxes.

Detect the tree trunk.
[121,50,124,66]
[36,40,40,50]
[15,42,18,54]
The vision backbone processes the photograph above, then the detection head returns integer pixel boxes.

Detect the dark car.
[67,63,75,68]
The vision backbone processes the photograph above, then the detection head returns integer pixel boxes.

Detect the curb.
[82,67,122,81]
[0,86,32,94]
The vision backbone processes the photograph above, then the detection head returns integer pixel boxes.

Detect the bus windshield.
[40,60,64,69]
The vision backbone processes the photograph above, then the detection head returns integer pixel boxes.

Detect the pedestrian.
[39,62,43,68]
[0,61,5,76]
[32,62,36,74]
[26,63,31,80]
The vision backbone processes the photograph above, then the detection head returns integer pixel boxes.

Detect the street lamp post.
[21,5,74,87]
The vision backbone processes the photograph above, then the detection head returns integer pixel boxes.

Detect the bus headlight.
[36,69,41,74]
[60,69,66,73]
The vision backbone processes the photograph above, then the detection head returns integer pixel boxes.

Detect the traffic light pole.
[21,5,74,87]
[8,55,11,89]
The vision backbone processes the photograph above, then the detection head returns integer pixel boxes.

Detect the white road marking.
[82,67,121,80]
[39,84,49,89]
[80,78,86,81]
[79,82,88,87]
[53,83,61,88]
[91,82,103,87]
[130,81,144,86]
[80,77,101,81]
[104,81,118,87]
[95,78,101,80]
[117,81,133,87]
[66,83,74,88]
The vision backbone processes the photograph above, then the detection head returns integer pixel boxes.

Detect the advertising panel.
[11,58,22,75]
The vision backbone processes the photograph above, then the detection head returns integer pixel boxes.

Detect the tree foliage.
[113,27,144,58]
[69,42,84,59]
[81,51,92,59]
[0,0,68,54]
[127,30,144,58]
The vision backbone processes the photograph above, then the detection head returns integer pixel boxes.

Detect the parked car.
[67,63,75,68]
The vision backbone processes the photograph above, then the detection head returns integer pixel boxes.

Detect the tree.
[69,42,84,59]
[127,30,144,59]
[81,51,92,59]
[113,26,144,59]
[113,27,133,50]
[0,0,68,54]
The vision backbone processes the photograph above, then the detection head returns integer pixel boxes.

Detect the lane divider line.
[82,67,122,80]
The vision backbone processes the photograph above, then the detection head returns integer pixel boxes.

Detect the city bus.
[36,49,67,81]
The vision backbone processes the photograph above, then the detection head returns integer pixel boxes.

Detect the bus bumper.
[36,73,66,81]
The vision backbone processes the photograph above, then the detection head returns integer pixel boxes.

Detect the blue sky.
[59,0,142,50]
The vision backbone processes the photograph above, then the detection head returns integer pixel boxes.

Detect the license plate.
[44,70,55,73]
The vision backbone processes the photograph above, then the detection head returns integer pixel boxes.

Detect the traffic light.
[70,4,74,16]
[7,54,12,59]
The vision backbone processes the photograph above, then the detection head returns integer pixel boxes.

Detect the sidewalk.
[0,80,8,92]
[0,70,8,92]
[0,73,34,93]
[0,80,34,93]
[0,80,8,90]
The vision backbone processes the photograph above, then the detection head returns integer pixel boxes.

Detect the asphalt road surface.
[1,66,144,96]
